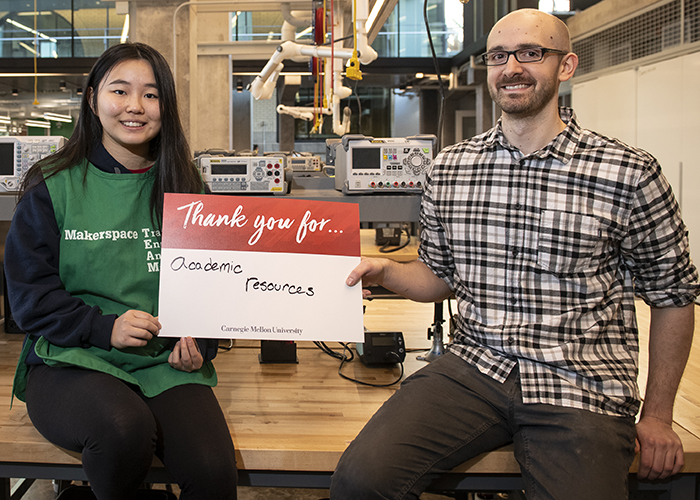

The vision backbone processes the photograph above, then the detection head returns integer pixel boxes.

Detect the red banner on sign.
[162,193,360,257]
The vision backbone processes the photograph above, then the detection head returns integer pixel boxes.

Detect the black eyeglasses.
[480,47,568,66]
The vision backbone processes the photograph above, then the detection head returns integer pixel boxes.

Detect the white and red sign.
[157,193,363,341]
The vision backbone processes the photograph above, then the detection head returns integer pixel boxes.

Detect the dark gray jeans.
[330,352,636,500]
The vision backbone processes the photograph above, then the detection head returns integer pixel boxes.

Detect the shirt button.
[510,297,517,304]
[514,203,522,210]
[507,336,515,344]
[512,248,519,257]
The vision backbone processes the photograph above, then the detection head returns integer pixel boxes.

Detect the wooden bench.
[2,301,700,499]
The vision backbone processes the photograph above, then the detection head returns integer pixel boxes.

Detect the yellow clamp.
[346,54,363,80]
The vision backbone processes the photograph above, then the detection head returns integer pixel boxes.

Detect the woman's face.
[91,58,162,167]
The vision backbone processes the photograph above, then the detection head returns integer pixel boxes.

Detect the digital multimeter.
[196,155,292,195]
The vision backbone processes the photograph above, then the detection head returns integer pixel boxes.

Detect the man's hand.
[635,415,685,480]
[346,258,388,299]
[168,337,204,372]
[346,257,452,303]
[111,310,161,349]
[636,304,694,480]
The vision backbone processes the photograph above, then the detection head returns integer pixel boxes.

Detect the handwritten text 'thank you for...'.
[177,199,342,246]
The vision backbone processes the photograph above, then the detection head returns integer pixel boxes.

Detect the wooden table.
[2,298,700,499]
[0,301,436,496]
[359,228,421,263]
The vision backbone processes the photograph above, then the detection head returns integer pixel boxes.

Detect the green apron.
[11,161,216,404]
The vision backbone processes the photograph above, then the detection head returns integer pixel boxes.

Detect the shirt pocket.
[537,210,601,276]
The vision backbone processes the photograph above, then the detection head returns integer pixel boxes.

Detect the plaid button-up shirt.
[419,108,699,417]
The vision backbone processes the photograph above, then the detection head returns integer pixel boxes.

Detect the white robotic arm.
[276,104,315,121]
[248,0,378,136]
[248,40,362,101]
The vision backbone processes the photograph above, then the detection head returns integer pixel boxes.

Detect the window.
[229,0,463,56]
[373,0,463,57]
[0,0,127,58]
[231,11,314,42]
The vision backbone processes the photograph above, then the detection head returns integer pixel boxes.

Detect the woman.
[5,42,237,499]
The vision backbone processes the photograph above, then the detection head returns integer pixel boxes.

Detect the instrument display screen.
[211,163,247,175]
[352,147,381,169]
[0,142,14,175]
[371,335,398,347]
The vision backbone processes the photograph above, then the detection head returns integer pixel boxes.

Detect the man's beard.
[488,76,558,117]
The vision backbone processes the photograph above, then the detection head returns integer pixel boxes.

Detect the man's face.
[486,13,567,118]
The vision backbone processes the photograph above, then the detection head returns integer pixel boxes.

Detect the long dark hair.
[19,42,202,226]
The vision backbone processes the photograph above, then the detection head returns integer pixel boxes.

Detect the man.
[330,8,698,500]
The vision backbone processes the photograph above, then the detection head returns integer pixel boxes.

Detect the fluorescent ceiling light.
[367,0,387,33]
[231,71,312,76]
[19,42,36,55]
[296,27,313,39]
[0,73,85,77]
[25,120,51,129]
[6,18,58,43]
[0,116,11,125]
[43,112,72,123]
[120,14,130,43]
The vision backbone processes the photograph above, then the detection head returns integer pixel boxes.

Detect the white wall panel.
[681,51,700,261]
[572,53,700,263]
[636,58,684,197]
[572,69,637,147]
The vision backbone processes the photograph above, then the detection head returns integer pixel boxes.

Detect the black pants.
[330,352,636,500]
[26,364,238,500]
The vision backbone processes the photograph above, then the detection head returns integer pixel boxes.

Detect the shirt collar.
[88,142,134,174]
[484,107,581,165]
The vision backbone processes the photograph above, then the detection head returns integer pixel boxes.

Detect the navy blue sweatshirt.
[4,144,219,365]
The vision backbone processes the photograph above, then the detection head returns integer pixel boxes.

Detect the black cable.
[315,342,404,387]
[423,0,446,150]
[322,35,353,45]
[447,297,458,339]
[353,79,362,133]
[314,341,354,362]
[379,226,411,253]
[338,351,404,387]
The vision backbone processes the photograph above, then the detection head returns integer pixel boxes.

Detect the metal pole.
[417,300,445,362]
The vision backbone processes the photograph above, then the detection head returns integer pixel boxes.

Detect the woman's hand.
[111,310,161,349]
[169,337,204,372]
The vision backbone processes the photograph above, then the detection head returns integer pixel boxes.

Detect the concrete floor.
[10,479,459,499]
